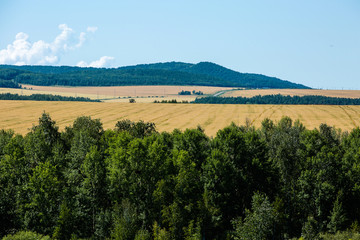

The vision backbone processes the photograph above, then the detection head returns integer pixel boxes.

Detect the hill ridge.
[0,62,310,89]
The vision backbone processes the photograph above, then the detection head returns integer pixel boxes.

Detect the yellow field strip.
[0,85,234,103]
[3,87,360,103]
[1,101,360,137]
[223,89,360,99]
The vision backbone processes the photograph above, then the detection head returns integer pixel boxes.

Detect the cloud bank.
[76,56,115,68]
[0,24,114,67]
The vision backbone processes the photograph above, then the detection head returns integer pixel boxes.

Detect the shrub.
[2,231,50,240]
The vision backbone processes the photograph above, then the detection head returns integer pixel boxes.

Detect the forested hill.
[0,62,310,88]
[128,62,310,89]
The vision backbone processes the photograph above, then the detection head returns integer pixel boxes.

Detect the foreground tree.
[203,123,272,238]
[232,193,278,240]
[2,114,360,239]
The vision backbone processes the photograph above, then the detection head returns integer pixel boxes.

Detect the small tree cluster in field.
[178,90,204,95]
[2,114,360,239]
[154,99,189,103]
[178,90,192,95]
[192,90,203,95]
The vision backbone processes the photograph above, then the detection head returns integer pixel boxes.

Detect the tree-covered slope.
[0,62,310,89]
[122,61,310,89]
[185,62,309,89]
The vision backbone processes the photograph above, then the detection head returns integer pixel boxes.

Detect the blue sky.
[0,0,359,89]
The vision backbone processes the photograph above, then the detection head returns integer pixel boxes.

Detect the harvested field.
[1,100,360,137]
[16,85,234,102]
[223,89,360,99]
[4,87,360,103]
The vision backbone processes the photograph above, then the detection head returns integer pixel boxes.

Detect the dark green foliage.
[155,128,209,239]
[203,124,272,238]
[0,129,14,156]
[24,112,61,165]
[3,114,360,239]
[181,61,309,89]
[0,133,25,237]
[62,116,106,238]
[52,202,74,240]
[178,90,191,95]
[23,161,61,234]
[0,93,99,102]
[154,99,189,103]
[327,194,347,233]
[193,94,360,105]
[115,119,157,138]
[302,216,321,240]
[0,79,21,88]
[178,90,203,95]
[192,90,203,95]
[111,200,140,240]
[320,230,360,240]
[124,61,309,89]
[0,62,309,89]
[232,193,278,240]
[2,231,50,240]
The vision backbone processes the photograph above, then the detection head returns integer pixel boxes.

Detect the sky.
[0,0,359,89]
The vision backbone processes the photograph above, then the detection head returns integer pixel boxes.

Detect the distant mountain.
[0,62,310,89]
[126,61,309,89]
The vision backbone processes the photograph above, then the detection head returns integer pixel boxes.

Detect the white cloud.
[87,26,98,33]
[76,56,115,68]
[0,24,96,65]
[76,32,86,48]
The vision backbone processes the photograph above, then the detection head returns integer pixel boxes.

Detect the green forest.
[1,114,360,239]
[0,79,21,89]
[0,62,309,89]
[193,94,360,105]
[0,93,99,102]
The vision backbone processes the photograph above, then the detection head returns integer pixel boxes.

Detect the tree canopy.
[1,114,360,239]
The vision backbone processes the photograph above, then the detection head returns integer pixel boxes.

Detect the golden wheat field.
[4,86,360,103]
[223,89,360,98]
[13,85,233,102]
[1,100,360,137]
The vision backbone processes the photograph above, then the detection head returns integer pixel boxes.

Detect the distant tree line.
[0,93,100,102]
[1,114,360,239]
[193,94,360,105]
